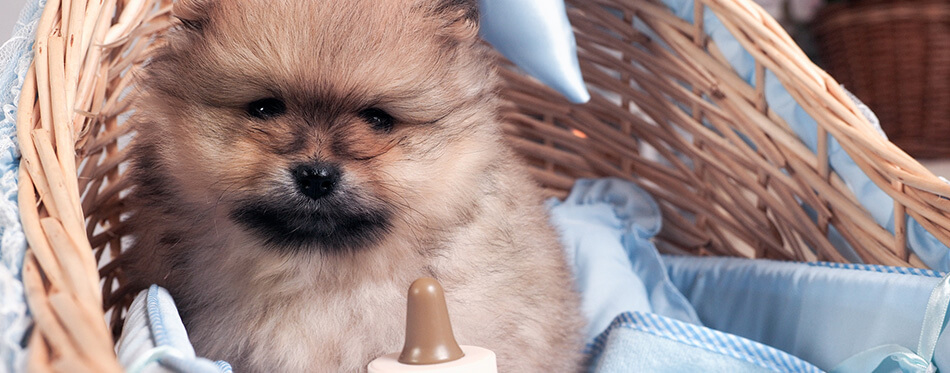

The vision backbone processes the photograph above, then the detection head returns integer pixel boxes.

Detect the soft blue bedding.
[666,256,950,371]
[549,178,949,372]
[547,178,702,337]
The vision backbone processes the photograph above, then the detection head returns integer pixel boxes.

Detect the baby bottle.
[367,277,497,373]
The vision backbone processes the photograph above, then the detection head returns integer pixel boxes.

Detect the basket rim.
[13,0,950,371]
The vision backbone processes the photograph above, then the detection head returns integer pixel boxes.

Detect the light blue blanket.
[548,178,949,373]
[549,179,825,372]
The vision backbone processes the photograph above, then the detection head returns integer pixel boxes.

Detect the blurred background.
[3,0,28,37]
[2,0,947,174]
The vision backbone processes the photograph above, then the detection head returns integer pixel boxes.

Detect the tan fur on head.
[171,0,211,29]
[123,0,584,371]
[424,0,480,40]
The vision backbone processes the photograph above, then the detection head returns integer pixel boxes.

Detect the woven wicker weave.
[15,0,950,370]
[814,0,950,159]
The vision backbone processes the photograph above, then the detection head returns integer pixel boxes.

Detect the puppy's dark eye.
[358,108,394,132]
[246,98,286,120]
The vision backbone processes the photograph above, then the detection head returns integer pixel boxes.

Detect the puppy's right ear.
[173,0,213,31]
[424,0,479,40]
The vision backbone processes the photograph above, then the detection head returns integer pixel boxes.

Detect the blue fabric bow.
[832,273,950,373]
[478,0,590,103]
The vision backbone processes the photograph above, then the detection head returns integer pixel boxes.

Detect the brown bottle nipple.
[397,277,466,365]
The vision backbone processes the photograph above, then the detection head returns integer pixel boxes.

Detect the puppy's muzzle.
[292,162,341,200]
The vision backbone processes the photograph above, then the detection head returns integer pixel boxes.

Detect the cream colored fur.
[123,1,585,371]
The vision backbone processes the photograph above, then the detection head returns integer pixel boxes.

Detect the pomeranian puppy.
[122,0,584,371]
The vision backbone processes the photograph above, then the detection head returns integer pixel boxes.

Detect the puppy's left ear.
[430,0,480,40]
[173,0,214,31]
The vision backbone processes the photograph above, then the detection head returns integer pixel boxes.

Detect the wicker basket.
[813,0,950,159]
[15,0,950,371]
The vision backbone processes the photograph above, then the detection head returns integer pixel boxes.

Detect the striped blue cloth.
[115,286,231,373]
[588,311,822,372]
[806,262,945,278]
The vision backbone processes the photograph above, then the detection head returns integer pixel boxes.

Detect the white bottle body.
[367,346,497,373]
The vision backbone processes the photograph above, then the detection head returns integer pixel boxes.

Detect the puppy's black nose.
[292,163,341,200]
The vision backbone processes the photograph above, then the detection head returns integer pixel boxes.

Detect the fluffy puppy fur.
[122,0,584,371]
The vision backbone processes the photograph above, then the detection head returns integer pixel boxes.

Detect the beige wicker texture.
[814,0,950,159]
[14,0,950,371]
